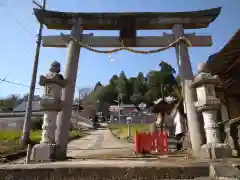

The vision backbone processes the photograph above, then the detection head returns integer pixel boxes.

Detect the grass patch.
[109,123,150,139]
[0,130,85,157]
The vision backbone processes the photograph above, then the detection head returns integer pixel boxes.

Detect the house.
[109,104,139,116]
[13,101,42,112]
[13,101,84,112]
[150,96,177,114]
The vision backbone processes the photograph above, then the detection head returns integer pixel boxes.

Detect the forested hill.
[80,61,182,116]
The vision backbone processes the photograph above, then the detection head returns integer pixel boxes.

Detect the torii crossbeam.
[42,33,212,48]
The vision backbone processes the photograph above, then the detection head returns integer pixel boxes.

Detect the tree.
[159,61,176,74]
[94,81,103,92]
[126,77,136,98]
[116,71,128,102]
[97,84,117,105]
[109,74,118,87]
[133,72,147,96]
[136,72,145,83]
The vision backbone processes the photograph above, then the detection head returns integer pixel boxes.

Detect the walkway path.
[67,128,133,159]
[5,128,133,164]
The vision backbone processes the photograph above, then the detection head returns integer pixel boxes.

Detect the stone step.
[0,160,210,180]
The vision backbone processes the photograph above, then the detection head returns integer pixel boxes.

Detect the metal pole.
[76,89,80,125]
[118,96,120,124]
[22,0,46,144]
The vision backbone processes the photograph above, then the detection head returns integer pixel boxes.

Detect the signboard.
[45,85,53,96]
[126,116,132,124]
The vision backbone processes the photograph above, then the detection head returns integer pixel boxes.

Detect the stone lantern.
[31,61,67,161]
[192,63,231,158]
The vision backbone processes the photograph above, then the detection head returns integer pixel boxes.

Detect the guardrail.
[0,112,92,126]
[0,112,44,118]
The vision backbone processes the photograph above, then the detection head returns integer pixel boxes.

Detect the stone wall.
[0,117,42,130]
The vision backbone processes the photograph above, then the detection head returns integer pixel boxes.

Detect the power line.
[0,3,41,54]
[0,76,89,92]
[1,2,47,43]
[6,10,35,38]
[0,78,44,91]
[0,76,7,85]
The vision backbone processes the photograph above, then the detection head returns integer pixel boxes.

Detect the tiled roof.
[13,101,41,112]
[206,29,240,75]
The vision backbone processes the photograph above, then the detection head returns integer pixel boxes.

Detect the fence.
[110,115,156,124]
[133,131,168,154]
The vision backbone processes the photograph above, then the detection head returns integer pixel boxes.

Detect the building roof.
[13,101,41,112]
[150,97,176,114]
[13,101,83,112]
[205,28,240,97]
[33,7,221,30]
[154,96,177,104]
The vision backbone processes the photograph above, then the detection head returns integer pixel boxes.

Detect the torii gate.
[33,7,221,158]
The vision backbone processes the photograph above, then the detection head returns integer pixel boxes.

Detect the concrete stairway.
[0,159,211,179]
[1,153,238,179]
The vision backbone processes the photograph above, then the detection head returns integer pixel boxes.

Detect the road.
[0,114,93,130]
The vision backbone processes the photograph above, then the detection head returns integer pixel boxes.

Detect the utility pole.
[22,0,46,145]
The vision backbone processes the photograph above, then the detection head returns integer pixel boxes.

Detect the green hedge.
[108,124,149,139]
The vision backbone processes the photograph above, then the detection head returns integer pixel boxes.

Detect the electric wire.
[0,78,44,91]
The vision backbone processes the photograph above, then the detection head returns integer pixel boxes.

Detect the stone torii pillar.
[172,24,204,156]
[55,18,83,159]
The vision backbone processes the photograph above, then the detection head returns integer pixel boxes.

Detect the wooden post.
[172,24,204,156]
[55,18,83,159]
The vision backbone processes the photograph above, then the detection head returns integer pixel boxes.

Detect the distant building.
[13,101,84,112]
[0,99,14,112]
[109,104,139,116]
[149,96,176,115]
[13,101,42,112]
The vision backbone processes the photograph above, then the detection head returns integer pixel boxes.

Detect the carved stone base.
[200,143,232,159]
[31,143,56,161]
[40,98,63,111]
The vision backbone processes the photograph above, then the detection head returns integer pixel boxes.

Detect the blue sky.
[0,0,239,98]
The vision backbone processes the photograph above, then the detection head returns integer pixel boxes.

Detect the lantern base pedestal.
[200,143,232,159]
[31,143,56,161]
